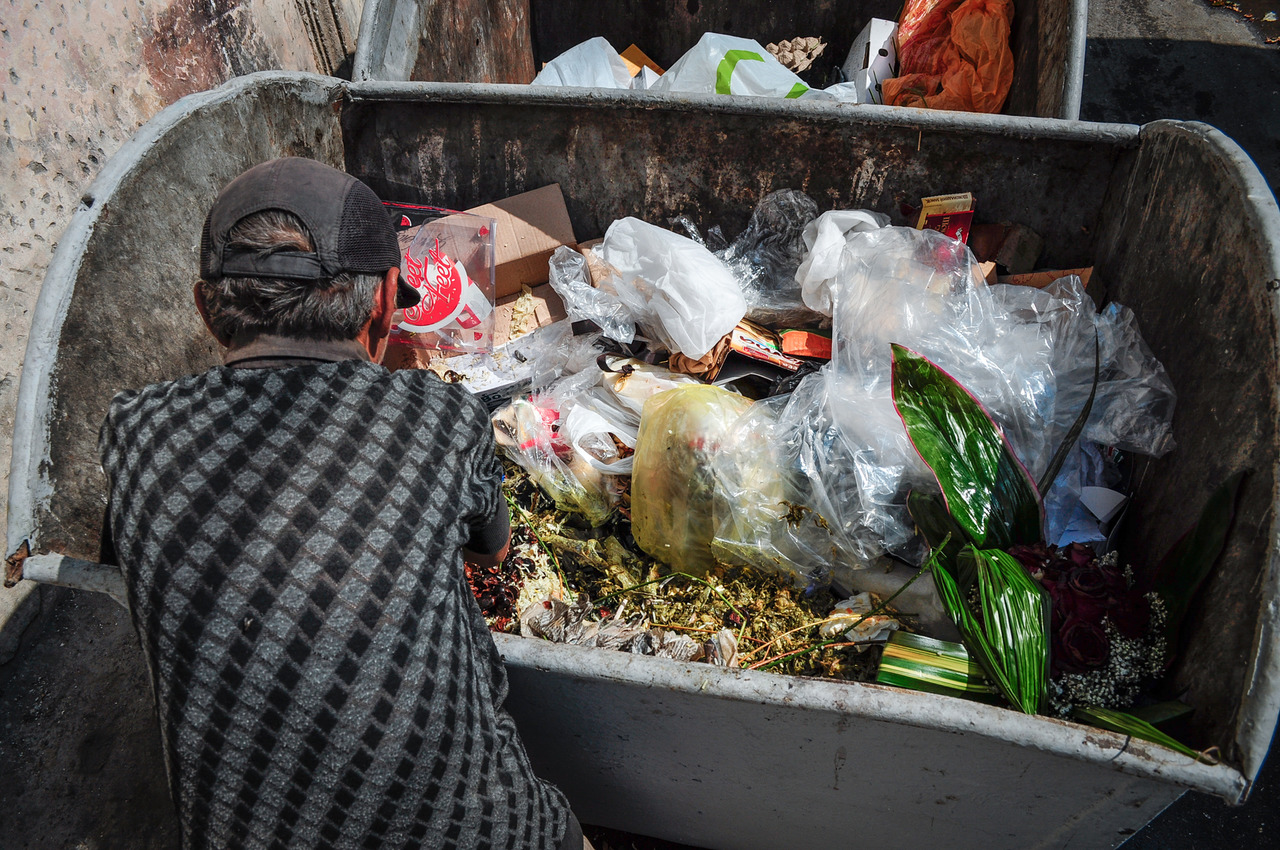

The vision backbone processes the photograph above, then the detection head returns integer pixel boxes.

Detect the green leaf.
[1038,329,1100,495]
[1074,706,1216,764]
[930,545,1049,714]
[1153,471,1246,650]
[1128,700,1195,728]
[892,344,1042,549]
[877,631,1001,703]
[907,490,970,565]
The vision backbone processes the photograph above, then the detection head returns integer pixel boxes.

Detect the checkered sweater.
[99,360,570,850]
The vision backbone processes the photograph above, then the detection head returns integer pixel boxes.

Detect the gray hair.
[198,209,383,342]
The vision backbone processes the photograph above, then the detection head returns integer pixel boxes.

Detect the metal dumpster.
[7,71,1280,848]
[352,0,1089,119]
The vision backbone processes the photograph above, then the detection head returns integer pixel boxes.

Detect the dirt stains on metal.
[142,1,271,105]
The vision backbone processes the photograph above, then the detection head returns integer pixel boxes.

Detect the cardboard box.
[998,267,1094,289]
[915,192,975,243]
[492,283,567,347]
[620,44,664,77]
[841,19,897,105]
[465,184,577,299]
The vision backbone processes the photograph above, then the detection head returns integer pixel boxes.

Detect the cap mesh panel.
[337,183,402,274]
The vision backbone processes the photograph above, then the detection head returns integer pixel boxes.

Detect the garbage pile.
[529,0,1016,113]
[387,179,1227,762]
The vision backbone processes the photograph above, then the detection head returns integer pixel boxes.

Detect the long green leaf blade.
[930,545,1049,714]
[1074,706,1217,764]
[891,344,1042,549]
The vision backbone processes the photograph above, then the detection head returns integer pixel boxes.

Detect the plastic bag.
[631,385,753,575]
[595,217,747,359]
[492,397,621,526]
[598,356,701,416]
[530,37,634,89]
[649,33,832,100]
[882,0,1015,114]
[795,209,891,315]
[393,210,498,353]
[546,245,638,344]
[717,190,823,326]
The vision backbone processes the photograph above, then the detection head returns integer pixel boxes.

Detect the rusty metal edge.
[493,632,1250,801]
[346,79,1142,145]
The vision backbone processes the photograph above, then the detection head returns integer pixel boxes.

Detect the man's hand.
[462,529,511,569]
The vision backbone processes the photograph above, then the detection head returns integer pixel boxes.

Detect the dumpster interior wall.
[361,0,1083,119]
[1092,122,1280,774]
[0,0,362,653]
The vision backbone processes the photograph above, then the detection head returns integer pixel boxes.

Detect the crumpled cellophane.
[882,0,1015,114]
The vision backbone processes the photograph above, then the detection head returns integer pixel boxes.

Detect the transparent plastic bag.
[631,385,753,575]
[492,398,619,526]
[595,217,747,359]
[718,189,823,326]
[546,246,637,344]
[648,33,832,100]
[530,36,634,89]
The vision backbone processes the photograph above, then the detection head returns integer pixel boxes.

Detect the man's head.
[195,157,418,346]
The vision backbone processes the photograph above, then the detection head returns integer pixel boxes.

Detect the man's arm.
[462,503,511,567]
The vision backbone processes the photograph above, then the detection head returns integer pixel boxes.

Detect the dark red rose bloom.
[1108,591,1152,638]
[1010,543,1052,576]
[1067,564,1110,598]
[1059,617,1110,670]
[1065,542,1096,569]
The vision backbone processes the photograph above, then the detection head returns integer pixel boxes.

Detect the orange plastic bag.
[882,0,1015,114]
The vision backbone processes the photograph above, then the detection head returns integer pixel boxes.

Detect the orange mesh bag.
[882,0,1015,114]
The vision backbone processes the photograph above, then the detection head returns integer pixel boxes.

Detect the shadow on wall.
[1082,39,1280,198]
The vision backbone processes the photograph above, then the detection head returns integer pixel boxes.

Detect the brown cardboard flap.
[467,184,577,298]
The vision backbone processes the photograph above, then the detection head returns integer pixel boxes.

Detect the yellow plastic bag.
[883,0,1015,114]
[631,385,753,575]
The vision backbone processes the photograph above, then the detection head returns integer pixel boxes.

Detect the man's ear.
[193,281,232,348]
[366,268,399,363]
[371,267,399,340]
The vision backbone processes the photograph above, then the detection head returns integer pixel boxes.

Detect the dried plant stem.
[746,563,929,670]
[505,491,568,591]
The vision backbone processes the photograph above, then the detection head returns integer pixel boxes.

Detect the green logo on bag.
[715,50,809,97]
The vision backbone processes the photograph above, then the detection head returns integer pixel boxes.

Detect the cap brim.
[396,277,421,310]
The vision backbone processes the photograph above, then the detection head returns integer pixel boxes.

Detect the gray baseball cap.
[200,157,420,309]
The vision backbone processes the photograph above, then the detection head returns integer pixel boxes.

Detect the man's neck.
[222,332,373,369]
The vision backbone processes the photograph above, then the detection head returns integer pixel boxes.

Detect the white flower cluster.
[1049,592,1169,717]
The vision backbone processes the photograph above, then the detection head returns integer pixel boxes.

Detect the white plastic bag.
[531,37,634,89]
[796,209,891,315]
[649,33,831,100]
[595,217,747,359]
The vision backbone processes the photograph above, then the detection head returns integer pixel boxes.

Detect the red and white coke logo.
[401,237,466,331]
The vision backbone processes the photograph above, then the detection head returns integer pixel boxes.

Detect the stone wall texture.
[0,0,360,558]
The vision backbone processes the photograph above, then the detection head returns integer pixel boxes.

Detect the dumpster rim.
[494,632,1249,801]
[345,79,1140,144]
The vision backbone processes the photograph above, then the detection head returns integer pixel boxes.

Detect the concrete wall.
[0,0,359,654]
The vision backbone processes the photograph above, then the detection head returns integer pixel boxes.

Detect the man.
[98,158,583,850]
